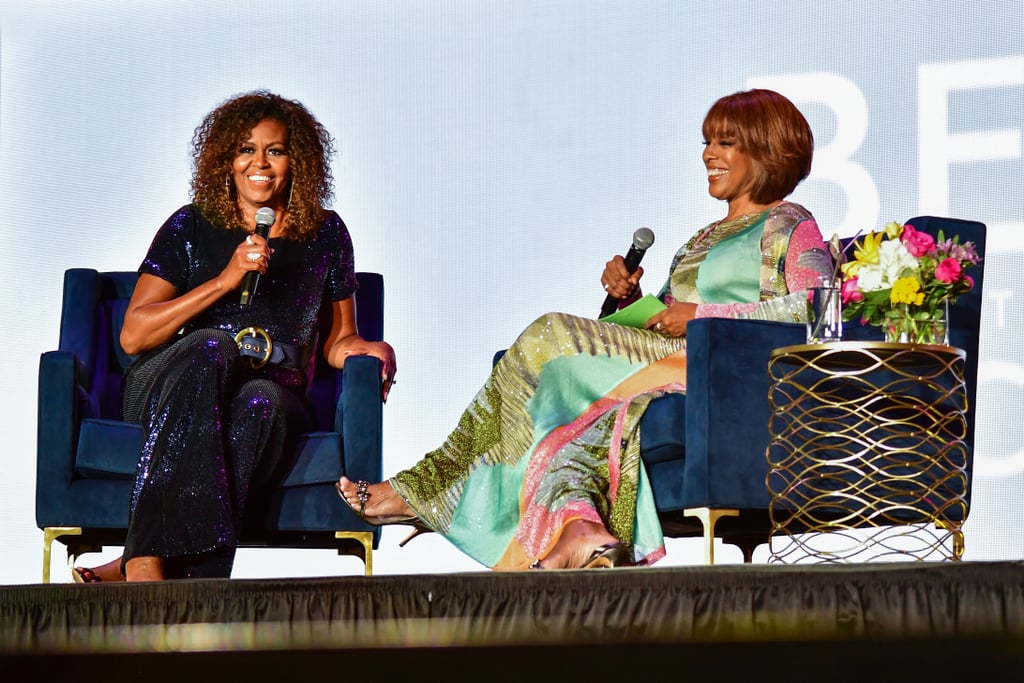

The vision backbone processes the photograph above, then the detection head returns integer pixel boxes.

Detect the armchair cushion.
[636,394,685,466]
[74,419,142,479]
[278,433,344,487]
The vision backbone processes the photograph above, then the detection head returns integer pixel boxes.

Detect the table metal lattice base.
[766,342,969,563]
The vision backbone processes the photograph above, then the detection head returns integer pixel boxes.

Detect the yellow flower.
[890,276,924,306]
[841,230,884,277]
[883,221,904,240]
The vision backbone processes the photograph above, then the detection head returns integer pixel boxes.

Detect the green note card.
[598,294,667,328]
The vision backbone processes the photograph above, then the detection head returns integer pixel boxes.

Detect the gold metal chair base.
[335,530,374,576]
[684,507,739,565]
[42,526,83,584]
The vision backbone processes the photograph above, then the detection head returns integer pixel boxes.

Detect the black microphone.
[240,207,276,306]
[600,227,655,318]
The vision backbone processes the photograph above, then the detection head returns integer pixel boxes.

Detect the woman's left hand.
[340,339,398,402]
[324,298,398,401]
[645,302,698,337]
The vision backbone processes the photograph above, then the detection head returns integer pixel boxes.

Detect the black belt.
[234,327,311,370]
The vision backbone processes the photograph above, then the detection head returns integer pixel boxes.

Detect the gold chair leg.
[683,507,739,565]
[335,530,374,576]
[42,526,82,584]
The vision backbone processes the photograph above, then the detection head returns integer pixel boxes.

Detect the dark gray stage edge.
[3,562,1024,680]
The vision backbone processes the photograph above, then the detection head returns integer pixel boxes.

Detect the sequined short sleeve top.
[138,204,358,350]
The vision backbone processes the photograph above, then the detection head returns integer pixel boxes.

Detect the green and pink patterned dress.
[391,202,832,569]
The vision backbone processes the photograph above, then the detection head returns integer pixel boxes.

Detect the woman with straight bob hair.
[337,88,830,570]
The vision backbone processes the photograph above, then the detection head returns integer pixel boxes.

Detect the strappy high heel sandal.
[342,479,433,547]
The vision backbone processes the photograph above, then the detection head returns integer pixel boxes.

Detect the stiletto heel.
[579,542,634,569]
[398,521,433,547]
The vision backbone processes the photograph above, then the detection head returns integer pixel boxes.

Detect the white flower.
[856,240,918,292]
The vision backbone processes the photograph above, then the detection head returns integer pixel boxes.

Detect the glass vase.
[884,301,949,344]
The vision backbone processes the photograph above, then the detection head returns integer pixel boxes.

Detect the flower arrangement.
[839,221,981,344]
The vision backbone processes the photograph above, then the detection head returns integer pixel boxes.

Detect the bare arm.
[120,232,272,355]
[322,297,397,401]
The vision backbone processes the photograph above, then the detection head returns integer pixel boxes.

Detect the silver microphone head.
[632,227,655,251]
[255,207,276,228]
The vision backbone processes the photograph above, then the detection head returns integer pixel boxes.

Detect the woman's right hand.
[121,234,275,355]
[221,232,273,291]
[600,255,643,301]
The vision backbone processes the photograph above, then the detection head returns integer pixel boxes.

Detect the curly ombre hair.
[190,90,335,240]
[702,89,814,204]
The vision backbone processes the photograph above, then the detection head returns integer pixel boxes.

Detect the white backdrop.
[1,0,1022,583]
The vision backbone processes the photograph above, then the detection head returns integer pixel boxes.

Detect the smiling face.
[702,135,758,206]
[231,117,291,220]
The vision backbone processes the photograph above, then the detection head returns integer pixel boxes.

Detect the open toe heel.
[340,478,430,546]
[580,542,634,569]
[72,567,102,584]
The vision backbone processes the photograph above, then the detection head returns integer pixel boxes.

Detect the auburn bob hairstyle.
[702,89,814,204]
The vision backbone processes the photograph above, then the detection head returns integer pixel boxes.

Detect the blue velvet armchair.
[36,269,386,582]
[641,215,986,563]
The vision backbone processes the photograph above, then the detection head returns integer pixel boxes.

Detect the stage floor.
[4,561,1024,680]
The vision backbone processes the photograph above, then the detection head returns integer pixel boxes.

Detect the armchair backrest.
[56,269,384,431]
[57,270,137,420]
[905,216,986,411]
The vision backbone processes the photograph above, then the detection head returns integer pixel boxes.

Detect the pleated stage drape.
[3,561,1024,680]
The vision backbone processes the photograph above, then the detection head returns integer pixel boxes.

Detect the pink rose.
[841,277,863,304]
[901,224,935,258]
[935,257,962,283]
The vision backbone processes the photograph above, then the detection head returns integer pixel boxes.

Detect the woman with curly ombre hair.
[189,90,335,241]
[72,91,396,583]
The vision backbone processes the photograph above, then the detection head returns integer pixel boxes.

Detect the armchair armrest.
[36,350,85,526]
[681,317,805,509]
[335,354,383,485]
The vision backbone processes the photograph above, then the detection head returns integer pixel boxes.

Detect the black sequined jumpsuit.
[122,204,357,577]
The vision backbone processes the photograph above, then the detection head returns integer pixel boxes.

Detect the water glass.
[806,279,842,343]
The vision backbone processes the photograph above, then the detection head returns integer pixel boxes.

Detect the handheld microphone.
[600,227,655,318]
[240,207,276,306]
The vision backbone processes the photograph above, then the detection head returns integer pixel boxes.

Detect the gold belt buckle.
[235,326,273,369]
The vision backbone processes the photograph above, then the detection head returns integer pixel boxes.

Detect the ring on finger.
[246,252,262,262]
[603,283,610,291]
[246,235,255,245]
[656,322,663,330]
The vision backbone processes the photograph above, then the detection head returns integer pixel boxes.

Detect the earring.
[286,178,294,209]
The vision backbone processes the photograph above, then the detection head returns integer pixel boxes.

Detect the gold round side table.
[766,342,969,563]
